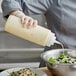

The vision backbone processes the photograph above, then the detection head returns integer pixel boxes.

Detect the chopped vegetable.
[8,68,39,76]
[49,57,56,63]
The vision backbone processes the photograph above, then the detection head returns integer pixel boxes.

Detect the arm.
[1,0,37,28]
[1,0,22,18]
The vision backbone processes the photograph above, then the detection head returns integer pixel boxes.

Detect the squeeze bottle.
[5,15,61,47]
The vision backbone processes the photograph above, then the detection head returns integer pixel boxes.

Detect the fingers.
[21,16,25,24]
[33,20,38,27]
[21,16,38,29]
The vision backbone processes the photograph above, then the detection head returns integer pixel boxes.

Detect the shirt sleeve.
[1,0,22,18]
[23,0,51,15]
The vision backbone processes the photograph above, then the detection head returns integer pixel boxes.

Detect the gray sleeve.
[23,0,51,15]
[1,0,22,18]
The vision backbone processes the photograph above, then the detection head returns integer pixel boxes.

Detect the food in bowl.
[8,68,39,76]
[49,53,76,64]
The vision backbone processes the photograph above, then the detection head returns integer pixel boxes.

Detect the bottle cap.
[46,32,62,47]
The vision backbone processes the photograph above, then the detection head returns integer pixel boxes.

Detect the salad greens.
[49,53,76,64]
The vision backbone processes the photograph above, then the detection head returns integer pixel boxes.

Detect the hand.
[10,10,38,29]
[21,16,38,29]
